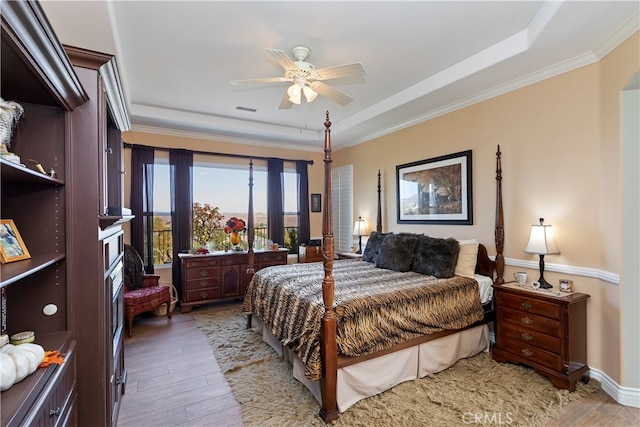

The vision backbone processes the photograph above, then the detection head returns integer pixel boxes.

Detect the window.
[331,164,354,254]
[150,153,302,266]
[152,152,171,265]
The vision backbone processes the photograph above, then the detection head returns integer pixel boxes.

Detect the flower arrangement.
[224,217,246,234]
[224,217,246,249]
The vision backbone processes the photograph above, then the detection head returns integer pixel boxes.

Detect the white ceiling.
[42,1,639,151]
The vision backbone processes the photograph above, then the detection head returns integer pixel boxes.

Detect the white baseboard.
[589,367,640,408]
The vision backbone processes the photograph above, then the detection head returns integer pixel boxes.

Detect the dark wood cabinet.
[0,2,129,426]
[492,284,590,391]
[179,250,288,313]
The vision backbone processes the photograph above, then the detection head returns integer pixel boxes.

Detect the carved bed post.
[245,159,255,329]
[247,158,255,275]
[319,112,338,423]
[376,169,382,233]
[494,146,505,284]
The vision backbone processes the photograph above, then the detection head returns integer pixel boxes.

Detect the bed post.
[319,111,339,423]
[245,159,255,329]
[494,145,505,284]
[376,169,383,233]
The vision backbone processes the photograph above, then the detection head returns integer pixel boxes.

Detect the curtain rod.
[123,142,314,165]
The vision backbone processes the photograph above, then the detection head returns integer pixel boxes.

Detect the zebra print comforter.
[242,259,484,381]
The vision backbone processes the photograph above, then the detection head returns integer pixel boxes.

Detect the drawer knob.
[521,348,533,357]
[200,292,208,298]
[116,375,125,385]
[521,317,533,325]
[200,270,208,277]
[49,407,61,417]
[521,302,532,310]
[200,280,208,287]
[521,332,533,341]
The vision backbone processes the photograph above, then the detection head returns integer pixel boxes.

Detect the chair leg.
[126,313,134,337]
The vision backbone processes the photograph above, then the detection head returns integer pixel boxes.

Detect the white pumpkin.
[0,342,46,391]
[0,352,16,391]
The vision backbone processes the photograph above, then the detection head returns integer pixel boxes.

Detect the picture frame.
[0,219,31,263]
[311,193,322,213]
[396,150,473,225]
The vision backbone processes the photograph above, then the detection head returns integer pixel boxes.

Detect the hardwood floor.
[118,307,640,427]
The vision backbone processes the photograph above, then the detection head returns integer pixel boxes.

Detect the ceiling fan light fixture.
[303,85,318,103]
[287,83,302,104]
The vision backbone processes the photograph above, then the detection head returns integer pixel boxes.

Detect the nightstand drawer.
[500,322,561,354]
[501,340,562,372]
[499,293,561,319]
[499,307,561,337]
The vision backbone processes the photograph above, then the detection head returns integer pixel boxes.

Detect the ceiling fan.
[230,46,366,109]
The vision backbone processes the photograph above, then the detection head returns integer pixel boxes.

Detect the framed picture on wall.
[396,150,473,225]
[0,219,31,263]
[311,193,322,213]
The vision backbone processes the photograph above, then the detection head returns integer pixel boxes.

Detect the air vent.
[236,106,257,112]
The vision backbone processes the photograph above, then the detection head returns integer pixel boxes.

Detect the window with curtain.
[331,164,354,253]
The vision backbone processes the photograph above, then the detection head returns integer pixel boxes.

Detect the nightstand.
[492,284,590,391]
[336,252,363,260]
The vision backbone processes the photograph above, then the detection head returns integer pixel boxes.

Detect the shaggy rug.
[194,303,600,426]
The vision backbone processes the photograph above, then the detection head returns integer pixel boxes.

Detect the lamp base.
[537,277,553,289]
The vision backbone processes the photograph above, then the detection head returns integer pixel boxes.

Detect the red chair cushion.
[124,286,170,307]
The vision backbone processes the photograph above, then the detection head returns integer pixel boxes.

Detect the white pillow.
[455,240,479,278]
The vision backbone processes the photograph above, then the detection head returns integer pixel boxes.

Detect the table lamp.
[352,217,369,254]
[524,218,559,289]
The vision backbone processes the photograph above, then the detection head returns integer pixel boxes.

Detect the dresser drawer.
[499,307,561,337]
[185,258,220,269]
[500,340,562,372]
[185,266,220,280]
[185,277,220,291]
[499,293,561,320]
[500,321,561,354]
[185,287,221,302]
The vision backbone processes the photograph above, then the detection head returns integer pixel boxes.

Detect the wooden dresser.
[178,249,288,313]
[492,284,590,391]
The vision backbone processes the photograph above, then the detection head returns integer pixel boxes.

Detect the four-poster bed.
[243,112,505,422]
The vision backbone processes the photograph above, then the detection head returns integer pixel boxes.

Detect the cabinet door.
[220,265,240,297]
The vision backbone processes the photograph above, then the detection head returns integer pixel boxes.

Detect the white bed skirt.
[250,316,490,413]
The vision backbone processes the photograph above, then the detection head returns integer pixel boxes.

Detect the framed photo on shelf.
[311,193,322,213]
[396,150,473,225]
[0,219,31,263]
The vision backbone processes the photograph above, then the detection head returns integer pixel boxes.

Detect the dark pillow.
[124,244,145,290]
[375,233,420,272]
[362,231,392,263]
[411,235,460,278]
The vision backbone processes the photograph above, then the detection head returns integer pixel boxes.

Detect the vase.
[230,231,241,250]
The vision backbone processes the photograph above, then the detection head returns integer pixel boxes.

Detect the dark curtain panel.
[170,149,193,298]
[130,146,155,273]
[267,158,284,245]
[296,160,310,246]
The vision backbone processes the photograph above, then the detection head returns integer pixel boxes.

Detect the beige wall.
[122,32,638,387]
[333,31,639,386]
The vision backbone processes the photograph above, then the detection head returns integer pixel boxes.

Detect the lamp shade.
[524,218,559,255]
[352,217,368,236]
[303,85,318,102]
[287,83,302,104]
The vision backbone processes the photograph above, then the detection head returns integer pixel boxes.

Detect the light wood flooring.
[118,305,640,427]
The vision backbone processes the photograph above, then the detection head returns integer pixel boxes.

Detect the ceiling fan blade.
[311,82,353,106]
[314,63,366,81]
[266,48,299,72]
[278,90,293,110]
[231,76,291,85]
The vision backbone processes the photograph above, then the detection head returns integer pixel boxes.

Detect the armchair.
[123,244,172,337]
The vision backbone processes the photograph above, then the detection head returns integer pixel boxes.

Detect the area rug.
[194,303,600,426]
